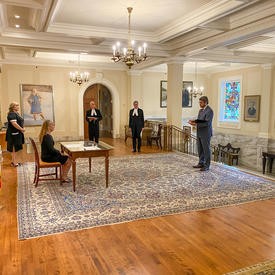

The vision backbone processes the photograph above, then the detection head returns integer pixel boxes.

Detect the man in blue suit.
[188,96,214,171]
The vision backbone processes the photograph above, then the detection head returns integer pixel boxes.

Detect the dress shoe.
[200,167,209,171]
[193,164,204,168]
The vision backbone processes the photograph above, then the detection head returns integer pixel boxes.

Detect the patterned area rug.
[17,153,275,240]
[225,259,275,274]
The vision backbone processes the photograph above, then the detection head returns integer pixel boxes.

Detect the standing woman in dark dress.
[39,120,72,182]
[6,102,25,167]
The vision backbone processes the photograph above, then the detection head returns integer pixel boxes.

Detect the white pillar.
[260,64,273,138]
[167,62,183,128]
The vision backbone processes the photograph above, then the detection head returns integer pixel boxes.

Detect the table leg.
[89,157,91,173]
[72,159,76,192]
[105,153,109,188]
[262,156,267,174]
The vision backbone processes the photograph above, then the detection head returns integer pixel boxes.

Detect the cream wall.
[0,64,128,139]
[270,67,275,139]
[1,63,273,142]
[140,71,209,121]
[209,65,275,138]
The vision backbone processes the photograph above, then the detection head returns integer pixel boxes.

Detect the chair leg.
[33,165,38,184]
[156,139,159,148]
[59,166,63,185]
[159,138,162,149]
[55,167,58,179]
[35,168,40,187]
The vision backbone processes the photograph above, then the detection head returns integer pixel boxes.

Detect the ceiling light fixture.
[14,15,20,19]
[188,62,204,98]
[111,7,148,69]
[15,24,20,28]
[69,54,89,86]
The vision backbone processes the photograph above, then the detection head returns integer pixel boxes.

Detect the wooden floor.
[0,138,274,275]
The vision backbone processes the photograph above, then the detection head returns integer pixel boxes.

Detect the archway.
[78,77,120,138]
[83,84,112,139]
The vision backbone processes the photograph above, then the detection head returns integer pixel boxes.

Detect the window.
[218,78,242,128]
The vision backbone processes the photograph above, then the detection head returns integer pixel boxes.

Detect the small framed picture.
[244,95,260,122]
[160,81,193,108]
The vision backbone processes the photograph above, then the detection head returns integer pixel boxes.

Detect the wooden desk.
[0,131,7,151]
[262,151,275,174]
[60,141,113,192]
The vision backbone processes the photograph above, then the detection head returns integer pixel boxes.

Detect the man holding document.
[188,96,213,171]
[129,100,144,152]
[86,101,102,145]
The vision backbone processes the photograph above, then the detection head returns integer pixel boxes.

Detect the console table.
[262,151,275,174]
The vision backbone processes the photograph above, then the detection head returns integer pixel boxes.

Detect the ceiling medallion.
[111,7,148,69]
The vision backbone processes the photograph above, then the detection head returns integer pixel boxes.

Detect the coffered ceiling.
[0,0,275,72]
[52,0,212,32]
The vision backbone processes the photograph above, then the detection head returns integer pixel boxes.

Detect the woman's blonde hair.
[9,102,19,112]
[39,120,52,143]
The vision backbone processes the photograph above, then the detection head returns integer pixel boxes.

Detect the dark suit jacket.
[195,105,214,138]
[129,108,144,131]
[86,109,102,128]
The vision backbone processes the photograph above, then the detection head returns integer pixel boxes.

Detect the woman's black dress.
[5,111,25,152]
[41,134,68,165]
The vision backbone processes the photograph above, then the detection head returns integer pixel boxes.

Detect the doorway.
[83,84,113,139]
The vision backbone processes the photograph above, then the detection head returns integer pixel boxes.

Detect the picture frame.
[160,80,193,108]
[20,84,55,126]
[244,95,260,122]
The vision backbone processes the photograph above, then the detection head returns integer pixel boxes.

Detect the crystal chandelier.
[111,7,148,69]
[69,54,89,86]
[188,62,204,98]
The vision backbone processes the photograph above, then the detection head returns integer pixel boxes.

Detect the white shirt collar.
[91,109,97,116]
[201,105,208,111]
[133,108,138,116]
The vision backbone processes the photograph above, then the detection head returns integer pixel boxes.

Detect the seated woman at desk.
[39,120,71,182]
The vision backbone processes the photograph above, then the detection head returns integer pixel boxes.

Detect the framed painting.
[182,81,193,108]
[244,95,260,122]
[160,81,193,108]
[20,84,55,126]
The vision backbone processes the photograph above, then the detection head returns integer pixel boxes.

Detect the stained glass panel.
[223,81,240,121]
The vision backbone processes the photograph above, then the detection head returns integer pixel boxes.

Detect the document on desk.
[65,143,82,148]
[84,146,100,150]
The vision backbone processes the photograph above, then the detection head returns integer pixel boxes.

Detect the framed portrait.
[20,84,55,126]
[160,81,193,108]
[244,95,260,122]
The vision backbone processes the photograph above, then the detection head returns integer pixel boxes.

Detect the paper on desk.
[65,143,82,148]
[84,146,100,150]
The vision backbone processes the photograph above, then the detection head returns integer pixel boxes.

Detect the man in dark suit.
[188,96,214,171]
[129,100,144,152]
[86,101,102,144]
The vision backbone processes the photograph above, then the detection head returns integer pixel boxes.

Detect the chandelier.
[187,62,204,98]
[69,54,89,86]
[111,7,148,69]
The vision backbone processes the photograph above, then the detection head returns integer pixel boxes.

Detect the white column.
[260,64,273,138]
[167,62,183,128]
